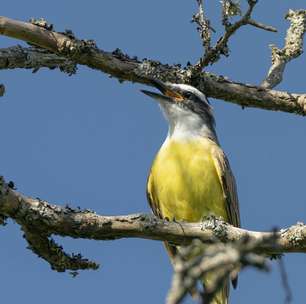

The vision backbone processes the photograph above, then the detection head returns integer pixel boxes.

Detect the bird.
[141,78,240,304]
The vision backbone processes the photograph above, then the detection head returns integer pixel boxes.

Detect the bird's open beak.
[140,78,184,103]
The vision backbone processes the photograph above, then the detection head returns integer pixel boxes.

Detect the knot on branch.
[294,94,306,114]
[136,59,187,85]
[283,222,306,247]
[201,216,230,241]
[26,46,78,75]
[270,44,284,64]
[29,18,53,31]
[221,0,242,28]
[58,37,97,59]
[112,48,134,61]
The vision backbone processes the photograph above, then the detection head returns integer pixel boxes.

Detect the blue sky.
[1,1,306,303]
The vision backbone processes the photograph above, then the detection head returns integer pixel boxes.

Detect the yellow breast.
[147,137,228,222]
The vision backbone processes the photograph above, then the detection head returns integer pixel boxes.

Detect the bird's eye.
[184,92,192,99]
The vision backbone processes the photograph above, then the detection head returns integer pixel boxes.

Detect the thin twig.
[192,0,214,55]
[278,257,293,304]
[193,0,258,70]
[261,10,306,89]
[166,238,269,304]
[248,19,277,32]
[193,0,277,71]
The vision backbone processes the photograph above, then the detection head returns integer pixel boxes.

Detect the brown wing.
[146,171,162,218]
[212,147,240,288]
[212,147,240,228]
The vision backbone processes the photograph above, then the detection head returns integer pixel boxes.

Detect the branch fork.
[192,0,277,72]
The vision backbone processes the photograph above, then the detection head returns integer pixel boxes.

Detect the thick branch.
[262,10,306,89]
[0,16,146,83]
[1,176,306,259]
[0,16,306,116]
[0,45,77,74]
[1,177,289,303]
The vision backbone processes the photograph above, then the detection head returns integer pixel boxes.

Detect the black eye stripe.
[184,91,192,99]
[184,92,203,104]
[179,89,210,107]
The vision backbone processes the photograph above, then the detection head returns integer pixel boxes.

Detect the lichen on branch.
[261,9,306,89]
[0,15,305,115]
[0,176,306,274]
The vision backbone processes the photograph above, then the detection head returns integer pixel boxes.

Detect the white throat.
[159,103,217,142]
[169,123,216,141]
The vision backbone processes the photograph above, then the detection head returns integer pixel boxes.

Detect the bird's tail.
[164,242,230,303]
[202,276,229,304]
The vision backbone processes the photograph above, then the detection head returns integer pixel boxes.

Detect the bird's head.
[141,78,216,139]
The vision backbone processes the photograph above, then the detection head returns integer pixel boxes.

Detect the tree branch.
[23,227,99,273]
[247,19,277,33]
[193,0,277,71]
[0,16,305,115]
[278,257,293,304]
[167,239,269,304]
[1,176,306,273]
[192,0,215,61]
[261,10,306,89]
[0,178,99,272]
[0,45,77,74]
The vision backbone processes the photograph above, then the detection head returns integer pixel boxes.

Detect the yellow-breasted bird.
[141,79,240,304]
